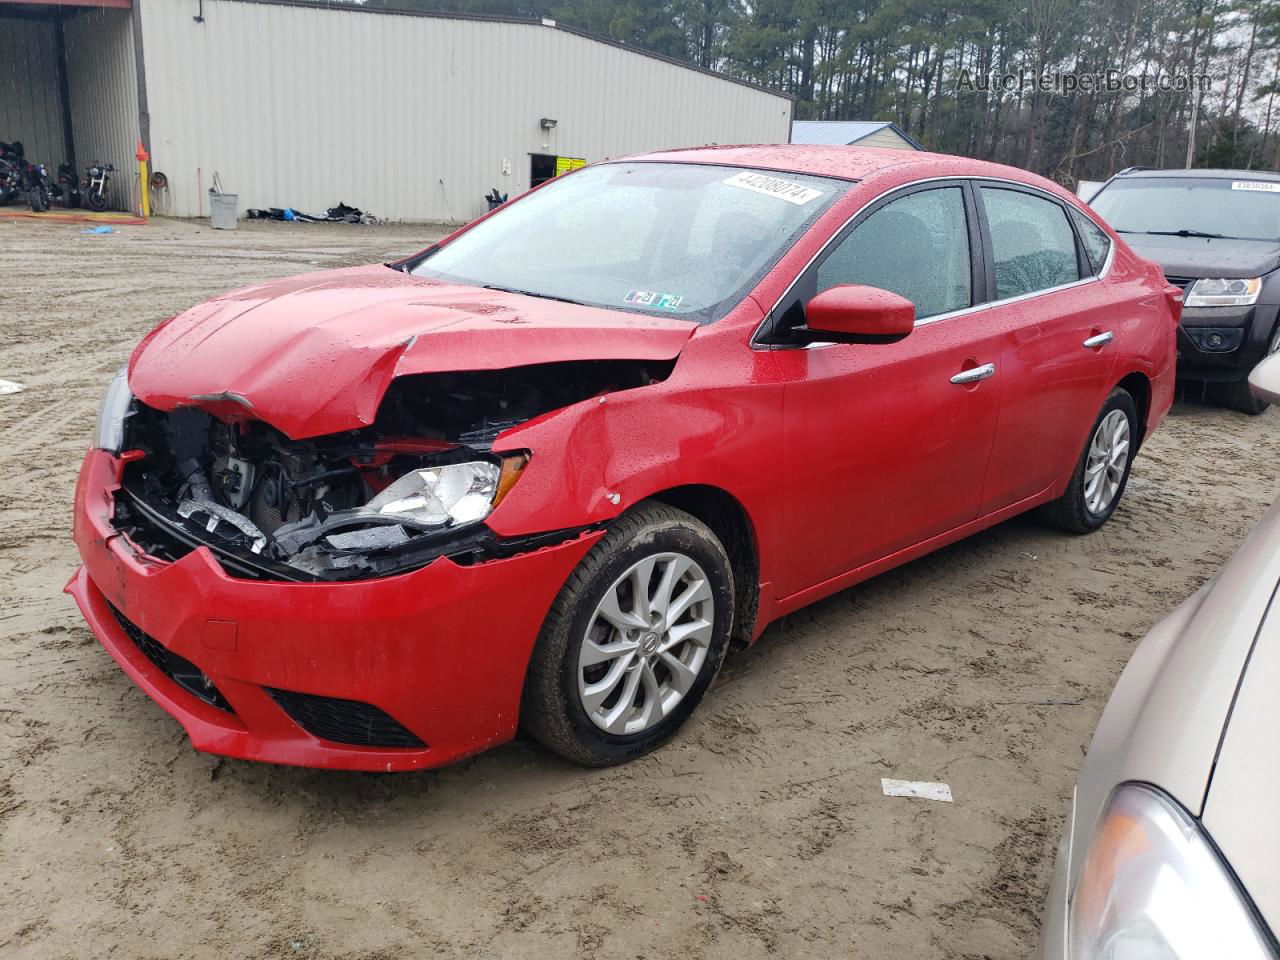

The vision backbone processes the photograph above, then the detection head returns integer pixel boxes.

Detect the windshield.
[1091,177,1280,242]
[412,162,847,323]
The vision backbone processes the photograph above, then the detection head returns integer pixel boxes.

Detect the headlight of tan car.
[1069,783,1274,958]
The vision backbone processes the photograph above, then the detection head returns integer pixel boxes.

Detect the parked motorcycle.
[0,160,20,205]
[57,162,81,208]
[0,141,26,205]
[84,162,114,211]
[24,162,54,212]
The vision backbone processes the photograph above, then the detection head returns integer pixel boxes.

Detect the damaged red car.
[70,147,1178,771]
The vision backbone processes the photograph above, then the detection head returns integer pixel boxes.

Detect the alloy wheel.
[578,552,714,735]
[1084,409,1131,515]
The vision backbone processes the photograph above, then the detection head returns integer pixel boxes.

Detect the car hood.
[1120,234,1280,279]
[128,264,698,439]
[1201,590,1280,935]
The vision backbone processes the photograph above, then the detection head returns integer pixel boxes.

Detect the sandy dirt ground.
[1,216,1277,960]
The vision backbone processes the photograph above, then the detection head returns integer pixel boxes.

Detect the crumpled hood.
[129,264,697,438]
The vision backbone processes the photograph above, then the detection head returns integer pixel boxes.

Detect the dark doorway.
[530,153,556,188]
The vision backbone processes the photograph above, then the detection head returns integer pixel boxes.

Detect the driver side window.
[816,187,972,320]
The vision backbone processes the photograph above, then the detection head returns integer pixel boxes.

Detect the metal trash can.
[209,190,238,229]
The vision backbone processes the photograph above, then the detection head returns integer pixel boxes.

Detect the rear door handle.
[950,363,996,385]
[1083,331,1114,349]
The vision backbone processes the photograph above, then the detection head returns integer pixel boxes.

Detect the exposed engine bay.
[113,360,670,581]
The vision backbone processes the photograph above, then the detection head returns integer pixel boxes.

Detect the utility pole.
[1186,90,1200,167]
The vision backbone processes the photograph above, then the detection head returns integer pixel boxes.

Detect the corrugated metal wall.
[0,16,66,166]
[64,7,140,212]
[138,0,793,221]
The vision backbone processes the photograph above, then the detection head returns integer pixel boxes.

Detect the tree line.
[334,0,1280,183]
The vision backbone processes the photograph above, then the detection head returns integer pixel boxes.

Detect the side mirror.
[797,284,915,345]
[1249,352,1280,405]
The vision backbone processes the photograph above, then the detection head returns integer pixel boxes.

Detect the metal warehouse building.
[1,0,793,221]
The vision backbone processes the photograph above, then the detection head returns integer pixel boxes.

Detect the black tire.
[1041,387,1139,534]
[27,187,47,212]
[1218,376,1269,416]
[521,501,735,767]
[87,190,108,212]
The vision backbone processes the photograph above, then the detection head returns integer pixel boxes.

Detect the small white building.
[790,120,923,151]
[0,0,793,221]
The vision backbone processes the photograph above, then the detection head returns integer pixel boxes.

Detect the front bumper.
[69,449,598,771]
[1177,303,1280,380]
[1036,788,1075,959]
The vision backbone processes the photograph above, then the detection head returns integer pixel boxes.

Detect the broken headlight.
[272,455,528,574]
[95,367,134,454]
[366,460,504,527]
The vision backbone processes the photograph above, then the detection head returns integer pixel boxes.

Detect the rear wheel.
[1041,388,1138,534]
[521,502,734,767]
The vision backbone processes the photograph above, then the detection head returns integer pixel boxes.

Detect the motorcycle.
[24,162,54,212]
[57,161,81,208]
[0,159,20,205]
[0,141,26,205]
[84,162,115,211]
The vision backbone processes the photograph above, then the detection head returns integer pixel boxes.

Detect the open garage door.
[0,1,140,212]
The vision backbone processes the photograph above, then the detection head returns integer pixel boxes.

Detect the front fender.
[485,327,786,585]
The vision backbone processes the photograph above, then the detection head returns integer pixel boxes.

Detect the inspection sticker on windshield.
[1232,181,1280,192]
[625,289,683,310]
[723,171,823,205]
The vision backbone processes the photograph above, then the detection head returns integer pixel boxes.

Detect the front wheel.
[87,189,108,212]
[521,502,735,767]
[1041,388,1138,534]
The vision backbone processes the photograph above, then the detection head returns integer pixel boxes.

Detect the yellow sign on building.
[555,156,587,176]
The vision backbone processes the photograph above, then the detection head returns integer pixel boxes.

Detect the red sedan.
[69,146,1178,770]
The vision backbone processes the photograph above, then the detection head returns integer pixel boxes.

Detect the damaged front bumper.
[70,449,601,771]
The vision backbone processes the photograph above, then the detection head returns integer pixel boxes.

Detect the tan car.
[1037,353,1280,958]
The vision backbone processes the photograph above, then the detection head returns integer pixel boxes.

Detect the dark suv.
[1089,168,1280,413]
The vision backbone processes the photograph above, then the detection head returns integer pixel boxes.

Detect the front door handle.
[1083,331,1114,349]
[950,362,996,385]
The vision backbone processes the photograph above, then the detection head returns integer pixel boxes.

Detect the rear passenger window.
[981,187,1081,299]
[816,187,971,320]
[1070,208,1112,275]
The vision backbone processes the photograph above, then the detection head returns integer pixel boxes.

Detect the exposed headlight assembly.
[1069,783,1275,959]
[95,367,135,454]
[276,455,529,559]
[1185,277,1262,307]
[365,460,510,528]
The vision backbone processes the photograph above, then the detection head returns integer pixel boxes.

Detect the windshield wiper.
[1133,229,1235,239]
[481,284,585,306]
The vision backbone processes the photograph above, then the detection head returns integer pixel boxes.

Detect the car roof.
[623,144,1065,192]
[1113,167,1280,182]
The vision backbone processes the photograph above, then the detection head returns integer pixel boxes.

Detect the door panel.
[769,183,1001,598]
[978,283,1120,510]
[975,185,1120,512]
[774,323,1003,597]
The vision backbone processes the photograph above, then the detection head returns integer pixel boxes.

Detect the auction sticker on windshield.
[723,171,824,205]
[624,289,684,310]
[1232,181,1280,192]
